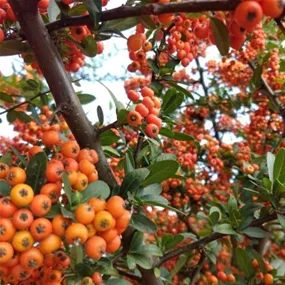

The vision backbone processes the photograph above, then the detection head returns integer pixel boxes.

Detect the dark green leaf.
[75,262,92,277]
[117,109,128,125]
[29,104,42,126]
[162,92,184,114]
[247,248,266,274]
[161,233,184,252]
[274,148,285,182]
[278,214,285,231]
[102,146,120,158]
[170,254,189,278]
[0,92,14,103]
[26,152,48,194]
[0,153,12,165]
[0,181,11,196]
[83,0,101,25]
[159,128,196,142]
[142,160,179,186]
[45,204,61,218]
[241,227,267,238]
[81,180,110,202]
[62,173,73,206]
[131,213,157,234]
[130,232,144,251]
[99,129,119,146]
[97,105,104,125]
[210,17,230,56]
[234,247,254,279]
[250,64,263,89]
[124,151,135,174]
[166,81,194,99]
[126,255,137,270]
[130,253,152,269]
[100,17,139,32]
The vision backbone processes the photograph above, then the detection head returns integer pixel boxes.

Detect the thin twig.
[190,251,207,285]
[97,120,119,135]
[116,268,142,282]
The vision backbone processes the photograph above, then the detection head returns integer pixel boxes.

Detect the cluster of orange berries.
[126,86,162,138]
[0,162,131,284]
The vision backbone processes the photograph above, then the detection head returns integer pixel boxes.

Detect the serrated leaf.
[210,17,230,56]
[26,152,48,194]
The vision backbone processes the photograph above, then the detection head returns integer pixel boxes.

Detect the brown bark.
[46,0,241,33]
[9,0,117,188]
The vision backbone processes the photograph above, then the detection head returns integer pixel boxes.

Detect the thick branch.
[46,0,241,33]
[155,212,277,267]
[9,0,117,187]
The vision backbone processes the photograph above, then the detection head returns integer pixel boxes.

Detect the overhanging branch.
[46,0,241,33]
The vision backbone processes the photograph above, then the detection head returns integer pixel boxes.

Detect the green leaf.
[61,205,75,220]
[81,180,110,202]
[117,109,128,125]
[234,247,254,279]
[210,17,230,56]
[247,248,266,274]
[142,160,179,186]
[120,168,150,198]
[0,40,29,56]
[250,64,263,89]
[140,16,156,30]
[170,254,189,278]
[29,104,42,126]
[80,35,98,57]
[75,262,92,277]
[26,80,39,91]
[99,129,119,146]
[241,227,267,238]
[10,146,27,167]
[166,81,194,99]
[274,148,285,182]
[0,181,11,196]
[0,92,14,103]
[213,223,237,235]
[130,232,144,252]
[161,233,184,252]
[45,204,61,218]
[277,214,285,231]
[7,110,32,123]
[159,128,196,142]
[83,0,101,25]
[100,17,139,32]
[209,206,222,226]
[105,278,132,285]
[26,152,48,194]
[131,213,157,234]
[77,93,96,105]
[124,151,135,174]
[126,255,137,270]
[62,173,73,206]
[0,153,12,165]
[130,253,152,269]
[7,110,18,123]
[161,88,184,114]
[102,146,120,158]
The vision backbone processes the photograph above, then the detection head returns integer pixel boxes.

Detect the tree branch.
[116,268,142,282]
[46,0,241,33]
[154,212,277,267]
[190,251,207,285]
[8,0,117,188]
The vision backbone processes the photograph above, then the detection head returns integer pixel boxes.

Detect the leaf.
[81,180,110,202]
[0,153,12,165]
[130,232,144,252]
[102,146,120,158]
[105,278,132,285]
[10,146,27,167]
[97,105,104,126]
[62,173,73,206]
[250,64,263,89]
[96,80,124,113]
[100,17,139,32]
[213,223,237,235]
[29,104,42,126]
[26,152,48,194]
[170,254,189,278]
[61,205,75,220]
[210,17,230,56]
[131,253,152,269]
[247,248,266,274]
[99,129,119,146]
[166,81,194,99]
[80,35,98,57]
[140,16,156,30]
[126,254,137,270]
[162,90,184,114]
[0,181,11,196]
[0,40,29,56]
[0,92,14,103]
[77,93,96,105]
[159,128,196,142]
[277,214,285,231]
[124,151,135,174]
[274,148,285,182]
[161,233,184,252]
[209,206,222,226]
[75,262,92,277]
[120,168,150,198]
[241,227,267,238]
[142,160,179,186]
[131,213,157,234]
[7,110,32,123]
[45,204,61,218]
[234,247,254,279]
[83,0,101,25]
